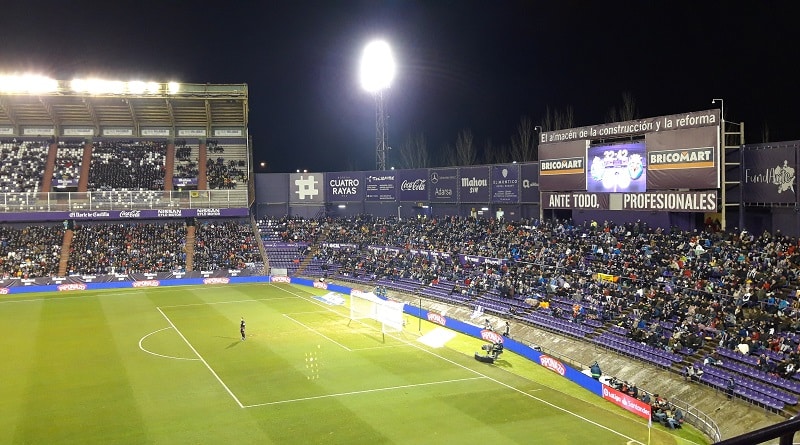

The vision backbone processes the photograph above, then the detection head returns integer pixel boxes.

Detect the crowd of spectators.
[0,140,48,193]
[67,222,186,274]
[52,142,83,188]
[0,225,63,278]
[258,215,800,400]
[206,157,246,189]
[193,220,261,271]
[88,141,167,191]
[174,143,199,180]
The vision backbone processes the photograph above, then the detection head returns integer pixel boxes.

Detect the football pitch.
[0,283,709,445]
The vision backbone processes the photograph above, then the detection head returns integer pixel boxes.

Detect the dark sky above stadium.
[1,1,796,173]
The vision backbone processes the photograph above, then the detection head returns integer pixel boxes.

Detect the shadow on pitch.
[226,341,241,349]
[492,359,512,368]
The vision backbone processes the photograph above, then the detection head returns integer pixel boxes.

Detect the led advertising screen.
[586,142,646,193]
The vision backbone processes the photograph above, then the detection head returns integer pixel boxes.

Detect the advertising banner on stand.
[519,163,539,203]
[459,166,490,203]
[289,173,325,204]
[491,164,519,203]
[428,168,459,203]
[397,169,428,201]
[365,171,397,201]
[646,126,719,190]
[742,143,799,204]
[325,171,365,202]
[541,191,717,212]
[539,140,588,191]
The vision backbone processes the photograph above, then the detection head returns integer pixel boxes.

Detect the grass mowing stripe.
[156,306,244,408]
[17,297,150,444]
[269,282,646,445]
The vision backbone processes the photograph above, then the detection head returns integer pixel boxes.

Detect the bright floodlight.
[0,74,58,93]
[168,82,181,94]
[360,40,395,93]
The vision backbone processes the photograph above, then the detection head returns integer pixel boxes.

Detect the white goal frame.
[349,291,405,339]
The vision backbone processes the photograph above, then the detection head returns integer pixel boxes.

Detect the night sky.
[1,1,796,173]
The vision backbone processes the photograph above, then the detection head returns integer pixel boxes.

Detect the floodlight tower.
[360,40,396,170]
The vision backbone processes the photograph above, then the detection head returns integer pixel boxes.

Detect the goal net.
[350,291,405,334]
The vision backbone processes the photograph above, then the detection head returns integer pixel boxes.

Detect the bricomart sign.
[538,109,720,192]
[539,157,584,175]
[648,147,714,170]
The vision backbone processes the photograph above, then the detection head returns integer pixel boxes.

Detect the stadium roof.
[0,81,248,137]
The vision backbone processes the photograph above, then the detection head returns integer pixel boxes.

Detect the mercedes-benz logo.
[430,172,439,184]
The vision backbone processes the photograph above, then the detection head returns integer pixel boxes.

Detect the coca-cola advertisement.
[397,169,428,201]
[0,207,248,222]
[428,168,458,203]
[491,164,519,203]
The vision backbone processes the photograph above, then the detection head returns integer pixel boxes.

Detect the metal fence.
[0,189,248,212]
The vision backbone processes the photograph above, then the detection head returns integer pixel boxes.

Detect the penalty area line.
[156,307,244,408]
[243,376,486,408]
[282,313,352,352]
[268,284,645,445]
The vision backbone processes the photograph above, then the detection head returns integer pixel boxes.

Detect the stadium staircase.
[185,225,196,271]
[57,228,73,276]
[295,231,328,276]
[250,215,270,274]
[163,143,175,190]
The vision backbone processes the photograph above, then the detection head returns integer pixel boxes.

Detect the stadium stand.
[0,225,63,278]
[67,222,187,274]
[193,220,261,271]
[52,141,83,189]
[205,141,247,190]
[88,141,167,191]
[0,140,48,193]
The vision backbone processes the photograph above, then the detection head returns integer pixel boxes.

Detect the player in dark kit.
[240,317,246,341]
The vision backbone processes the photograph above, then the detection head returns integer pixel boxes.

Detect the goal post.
[349,291,405,337]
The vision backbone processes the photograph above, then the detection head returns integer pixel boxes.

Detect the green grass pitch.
[0,283,709,445]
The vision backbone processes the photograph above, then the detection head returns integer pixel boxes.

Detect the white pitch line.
[157,307,244,408]
[351,343,413,351]
[138,327,200,361]
[282,314,351,351]
[159,295,297,309]
[268,283,645,445]
[243,376,486,408]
